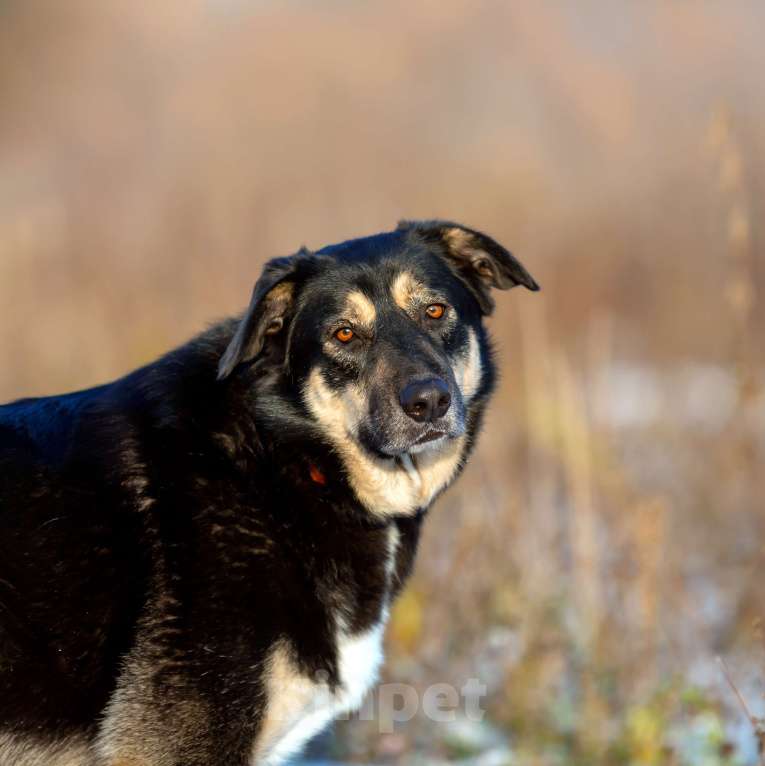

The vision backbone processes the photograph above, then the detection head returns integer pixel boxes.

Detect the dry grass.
[0,2,763,763]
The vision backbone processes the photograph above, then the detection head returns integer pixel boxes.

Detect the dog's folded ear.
[398,220,539,314]
[217,249,311,380]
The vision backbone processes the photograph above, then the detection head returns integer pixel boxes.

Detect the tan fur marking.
[444,227,473,251]
[267,282,295,303]
[253,623,385,766]
[0,733,93,766]
[96,681,210,766]
[385,523,401,589]
[252,643,319,762]
[303,369,464,516]
[444,228,489,271]
[263,283,295,334]
[344,291,376,326]
[452,328,483,403]
[95,583,210,766]
[391,271,427,311]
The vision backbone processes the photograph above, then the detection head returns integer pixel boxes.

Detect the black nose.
[399,378,451,423]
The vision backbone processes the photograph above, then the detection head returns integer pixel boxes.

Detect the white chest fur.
[253,619,387,766]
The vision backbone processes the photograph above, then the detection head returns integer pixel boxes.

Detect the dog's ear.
[398,220,539,314]
[217,249,311,381]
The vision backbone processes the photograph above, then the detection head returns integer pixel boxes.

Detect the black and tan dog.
[0,220,537,765]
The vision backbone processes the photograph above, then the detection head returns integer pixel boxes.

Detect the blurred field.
[1,2,764,764]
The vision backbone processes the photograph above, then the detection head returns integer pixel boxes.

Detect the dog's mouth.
[371,427,456,459]
[367,433,448,459]
[414,429,446,445]
[405,429,450,456]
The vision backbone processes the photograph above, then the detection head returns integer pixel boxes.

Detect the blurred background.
[1,1,764,764]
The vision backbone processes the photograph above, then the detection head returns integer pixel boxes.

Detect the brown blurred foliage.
[1,1,763,763]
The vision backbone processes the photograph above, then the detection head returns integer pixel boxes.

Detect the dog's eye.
[334,327,354,343]
[425,304,446,320]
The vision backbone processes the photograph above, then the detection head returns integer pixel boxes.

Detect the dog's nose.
[399,378,451,423]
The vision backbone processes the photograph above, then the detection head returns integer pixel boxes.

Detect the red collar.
[308,463,327,486]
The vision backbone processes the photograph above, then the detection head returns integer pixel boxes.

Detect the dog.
[0,220,538,765]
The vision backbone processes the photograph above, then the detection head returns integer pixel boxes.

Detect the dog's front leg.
[94,662,247,766]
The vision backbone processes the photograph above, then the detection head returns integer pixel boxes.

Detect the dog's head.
[218,220,538,517]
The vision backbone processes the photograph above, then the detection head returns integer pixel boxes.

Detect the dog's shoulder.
[0,385,107,462]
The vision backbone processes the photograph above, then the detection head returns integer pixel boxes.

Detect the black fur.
[0,221,537,765]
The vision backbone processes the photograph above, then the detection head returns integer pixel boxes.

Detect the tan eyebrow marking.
[344,291,376,325]
[391,271,427,310]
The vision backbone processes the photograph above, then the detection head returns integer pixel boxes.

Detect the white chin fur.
[396,453,421,488]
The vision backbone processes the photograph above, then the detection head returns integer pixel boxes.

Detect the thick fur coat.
[0,220,537,765]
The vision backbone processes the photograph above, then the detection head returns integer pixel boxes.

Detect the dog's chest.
[254,620,387,766]
[251,524,402,765]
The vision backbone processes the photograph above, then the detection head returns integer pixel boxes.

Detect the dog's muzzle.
[359,374,465,458]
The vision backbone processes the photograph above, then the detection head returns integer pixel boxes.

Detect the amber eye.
[425,303,446,319]
[334,327,354,343]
